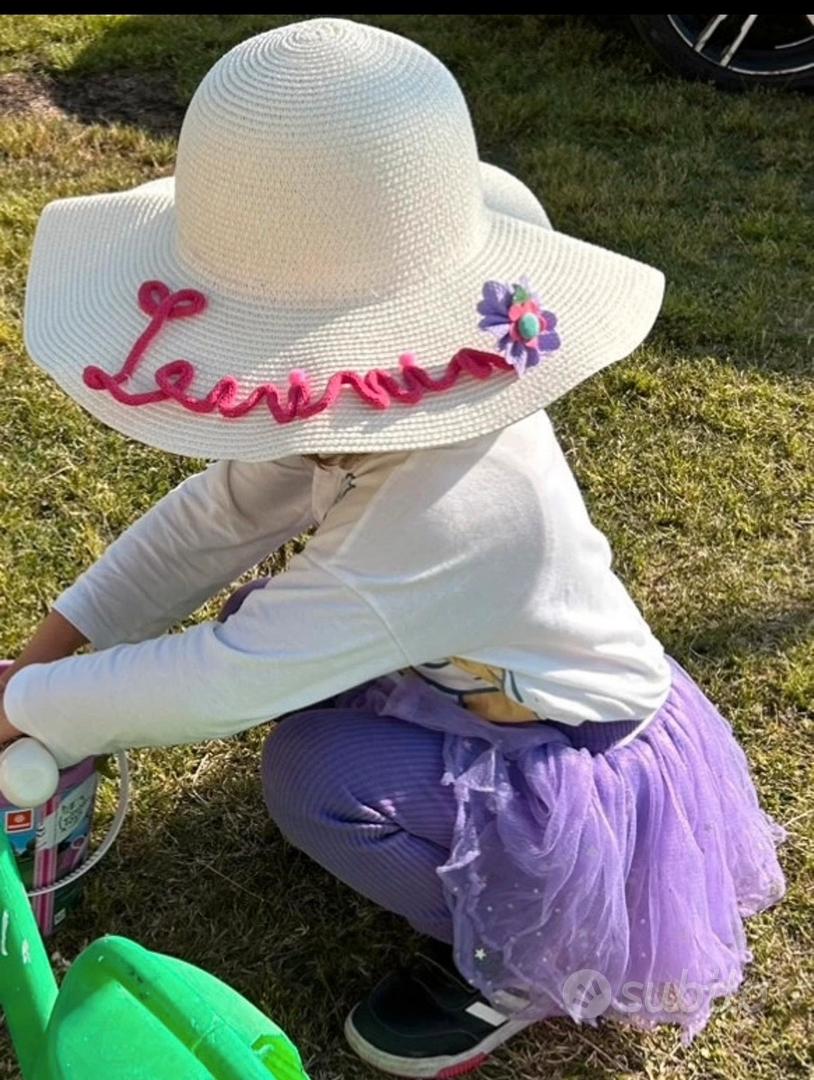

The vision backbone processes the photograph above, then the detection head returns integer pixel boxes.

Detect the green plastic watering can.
[0,738,309,1079]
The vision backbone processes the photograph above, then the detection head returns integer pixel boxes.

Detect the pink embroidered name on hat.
[81,281,524,425]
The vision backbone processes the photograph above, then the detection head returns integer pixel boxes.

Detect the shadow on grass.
[44,15,271,137]
[661,600,814,665]
[48,66,185,138]
[46,15,613,141]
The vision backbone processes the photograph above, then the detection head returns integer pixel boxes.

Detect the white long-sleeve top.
[4,410,671,768]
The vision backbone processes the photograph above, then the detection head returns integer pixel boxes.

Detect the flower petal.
[539,310,558,330]
[477,299,503,319]
[478,315,512,333]
[480,280,511,313]
[511,353,528,377]
[538,331,561,352]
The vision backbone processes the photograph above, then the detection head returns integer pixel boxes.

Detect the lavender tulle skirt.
[333,656,786,1043]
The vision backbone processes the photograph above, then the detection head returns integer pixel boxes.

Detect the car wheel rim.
[666,14,814,77]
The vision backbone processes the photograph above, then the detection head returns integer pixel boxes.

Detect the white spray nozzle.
[0,738,60,809]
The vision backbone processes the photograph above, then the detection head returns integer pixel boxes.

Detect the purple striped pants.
[262,706,458,942]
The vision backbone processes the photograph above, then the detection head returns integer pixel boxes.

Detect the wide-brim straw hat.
[23,17,665,462]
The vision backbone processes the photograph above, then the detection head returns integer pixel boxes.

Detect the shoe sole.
[344,1008,533,1078]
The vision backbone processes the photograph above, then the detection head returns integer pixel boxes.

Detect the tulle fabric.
[336,657,786,1042]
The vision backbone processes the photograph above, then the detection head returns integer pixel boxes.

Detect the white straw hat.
[23,17,664,462]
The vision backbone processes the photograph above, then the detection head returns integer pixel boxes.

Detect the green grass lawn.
[0,14,812,1079]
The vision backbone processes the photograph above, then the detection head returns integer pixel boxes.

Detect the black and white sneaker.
[344,943,532,1078]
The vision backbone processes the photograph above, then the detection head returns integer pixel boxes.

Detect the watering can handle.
[0,737,130,899]
[25,751,130,899]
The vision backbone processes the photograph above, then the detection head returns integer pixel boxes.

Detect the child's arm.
[40,455,315,653]
[0,457,314,744]
[0,547,410,766]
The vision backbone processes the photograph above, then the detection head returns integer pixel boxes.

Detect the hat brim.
[23,163,663,461]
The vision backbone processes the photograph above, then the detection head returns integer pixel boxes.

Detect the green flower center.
[518,313,541,341]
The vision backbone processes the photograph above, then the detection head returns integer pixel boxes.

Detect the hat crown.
[175,18,485,305]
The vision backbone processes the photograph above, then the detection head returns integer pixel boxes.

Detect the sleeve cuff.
[3,665,83,769]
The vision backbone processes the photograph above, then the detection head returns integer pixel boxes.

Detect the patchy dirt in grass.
[0,70,183,136]
[0,72,65,119]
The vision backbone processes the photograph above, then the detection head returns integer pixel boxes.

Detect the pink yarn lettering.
[82,281,514,423]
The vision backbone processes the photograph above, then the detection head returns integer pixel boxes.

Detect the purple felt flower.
[477,275,560,376]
